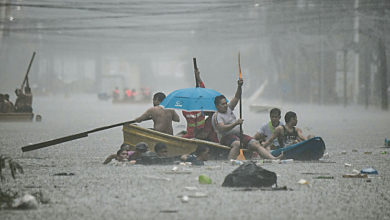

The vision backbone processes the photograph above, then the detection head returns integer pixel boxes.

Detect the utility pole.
[353,0,360,104]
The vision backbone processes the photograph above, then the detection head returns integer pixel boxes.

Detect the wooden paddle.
[238,52,244,153]
[21,51,36,90]
[21,120,136,152]
[193,57,200,87]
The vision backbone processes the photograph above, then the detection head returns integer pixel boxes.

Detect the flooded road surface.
[1,95,390,220]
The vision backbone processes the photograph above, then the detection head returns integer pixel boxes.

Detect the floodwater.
[1,95,390,220]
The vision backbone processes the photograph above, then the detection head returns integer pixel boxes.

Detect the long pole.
[21,51,36,90]
[238,52,243,150]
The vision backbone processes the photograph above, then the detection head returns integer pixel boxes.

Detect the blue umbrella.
[160,87,227,112]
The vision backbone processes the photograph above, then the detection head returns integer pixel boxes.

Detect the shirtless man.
[262,111,314,148]
[211,79,281,160]
[134,92,180,135]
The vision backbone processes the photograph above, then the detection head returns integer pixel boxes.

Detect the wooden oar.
[238,52,243,151]
[193,57,200,87]
[21,51,36,90]
[21,120,136,152]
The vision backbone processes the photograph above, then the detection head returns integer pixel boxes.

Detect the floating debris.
[184,186,198,191]
[53,172,75,176]
[344,163,352,167]
[313,176,334,179]
[188,192,208,198]
[297,179,309,185]
[181,195,189,203]
[342,173,368,178]
[12,194,38,209]
[198,175,212,184]
[361,168,378,175]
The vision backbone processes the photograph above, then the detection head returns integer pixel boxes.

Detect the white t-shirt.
[212,106,241,141]
[258,121,284,146]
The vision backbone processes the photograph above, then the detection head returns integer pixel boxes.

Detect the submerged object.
[271,137,326,160]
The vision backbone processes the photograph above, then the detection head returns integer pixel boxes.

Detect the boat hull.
[123,124,231,159]
[271,137,326,160]
[0,113,34,122]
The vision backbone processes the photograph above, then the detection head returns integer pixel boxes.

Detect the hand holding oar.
[21,120,137,152]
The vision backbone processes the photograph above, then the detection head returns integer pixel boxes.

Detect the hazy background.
[0,0,389,109]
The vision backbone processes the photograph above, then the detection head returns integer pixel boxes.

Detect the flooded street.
[1,95,390,220]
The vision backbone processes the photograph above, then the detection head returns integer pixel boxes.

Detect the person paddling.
[134,92,180,135]
[211,79,281,160]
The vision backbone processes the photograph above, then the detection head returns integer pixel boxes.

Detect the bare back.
[137,106,179,135]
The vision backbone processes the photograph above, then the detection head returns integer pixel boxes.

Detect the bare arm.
[216,118,243,133]
[228,79,243,110]
[254,132,267,142]
[135,108,153,123]
[172,110,180,122]
[296,128,307,142]
[262,126,282,148]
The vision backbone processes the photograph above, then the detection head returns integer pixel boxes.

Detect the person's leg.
[248,140,280,160]
[228,140,240,160]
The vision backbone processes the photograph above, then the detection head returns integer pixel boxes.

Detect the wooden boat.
[123,124,231,159]
[271,137,326,160]
[0,112,34,122]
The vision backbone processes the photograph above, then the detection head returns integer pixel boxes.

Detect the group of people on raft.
[105,68,313,165]
[0,86,33,113]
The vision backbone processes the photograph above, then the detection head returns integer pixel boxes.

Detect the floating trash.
[364,152,372,154]
[352,149,358,152]
[184,186,198,191]
[297,179,309,185]
[231,160,244,166]
[279,159,294,164]
[12,194,38,209]
[53,172,74,176]
[313,176,334,179]
[361,168,378,175]
[188,192,208,198]
[381,151,387,155]
[341,151,347,154]
[342,173,368,178]
[181,195,189,203]
[198,175,212,184]
[344,163,352,167]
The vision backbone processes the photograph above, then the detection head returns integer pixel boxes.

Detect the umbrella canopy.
[160,87,227,112]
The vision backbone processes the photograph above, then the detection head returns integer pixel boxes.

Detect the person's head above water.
[135,142,149,153]
[154,142,168,157]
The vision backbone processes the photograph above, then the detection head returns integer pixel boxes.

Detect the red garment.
[182,81,206,138]
[125,89,132,97]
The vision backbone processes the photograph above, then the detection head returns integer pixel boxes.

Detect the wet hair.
[154,142,167,153]
[194,145,209,156]
[270,108,281,116]
[117,149,126,156]
[214,95,226,106]
[135,142,148,153]
[153,92,166,102]
[120,143,131,151]
[284,111,297,123]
